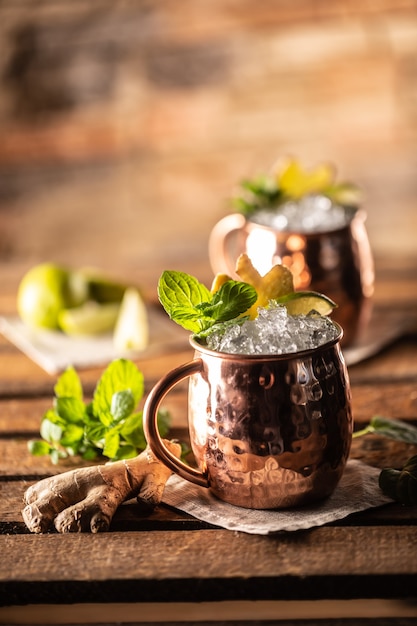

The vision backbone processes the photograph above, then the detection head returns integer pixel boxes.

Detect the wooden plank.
[350,434,417,469]
[1,604,417,626]
[350,382,417,423]
[1,526,416,605]
[2,480,416,535]
[348,337,417,385]
[1,599,417,625]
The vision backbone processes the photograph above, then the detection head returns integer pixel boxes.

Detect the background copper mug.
[143,331,353,510]
[208,207,375,346]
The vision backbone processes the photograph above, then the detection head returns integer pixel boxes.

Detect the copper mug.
[143,329,353,509]
[208,206,374,346]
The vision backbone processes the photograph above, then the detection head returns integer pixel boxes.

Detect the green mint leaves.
[379,455,417,506]
[158,270,257,336]
[353,415,417,506]
[353,415,417,444]
[29,359,170,464]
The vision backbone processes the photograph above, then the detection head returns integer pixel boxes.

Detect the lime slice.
[276,291,337,316]
[79,269,127,303]
[113,288,149,353]
[58,302,120,336]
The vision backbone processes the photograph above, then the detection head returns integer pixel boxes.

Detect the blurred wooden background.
[0,0,416,290]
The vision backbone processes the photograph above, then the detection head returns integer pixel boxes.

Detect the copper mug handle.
[143,358,209,488]
[208,213,247,277]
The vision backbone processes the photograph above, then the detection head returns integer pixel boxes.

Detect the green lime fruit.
[276,291,337,316]
[58,301,121,336]
[17,263,89,330]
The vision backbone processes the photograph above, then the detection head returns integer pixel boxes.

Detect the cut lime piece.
[81,271,128,303]
[113,288,149,353]
[276,291,337,316]
[17,263,89,330]
[58,302,120,336]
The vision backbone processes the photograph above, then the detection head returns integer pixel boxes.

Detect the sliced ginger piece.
[235,254,263,291]
[278,158,335,200]
[211,273,232,293]
[235,254,294,318]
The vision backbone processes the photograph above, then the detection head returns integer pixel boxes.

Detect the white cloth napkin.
[0,310,187,375]
[162,459,393,534]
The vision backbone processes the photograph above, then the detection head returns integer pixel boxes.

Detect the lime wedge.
[78,268,128,303]
[58,302,120,336]
[113,288,149,353]
[276,291,337,316]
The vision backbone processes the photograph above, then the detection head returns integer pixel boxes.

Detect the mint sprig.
[158,270,257,336]
[353,415,417,444]
[233,176,284,216]
[28,359,170,464]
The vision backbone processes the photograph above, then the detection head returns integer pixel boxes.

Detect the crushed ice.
[252,194,350,233]
[206,302,339,355]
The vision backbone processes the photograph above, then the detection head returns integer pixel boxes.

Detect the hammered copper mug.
[143,328,353,510]
[209,206,374,346]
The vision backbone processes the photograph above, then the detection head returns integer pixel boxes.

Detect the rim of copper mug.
[190,320,344,362]
[247,204,365,237]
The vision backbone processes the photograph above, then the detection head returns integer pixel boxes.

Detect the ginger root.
[235,253,294,318]
[22,440,181,534]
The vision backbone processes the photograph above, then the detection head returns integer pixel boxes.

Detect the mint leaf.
[158,271,211,312]
[157,408,171,438]
[164,304,205,333]
[111,389,135,422]
[40,418,63,443]
[379,455,417,506]
[31,358,170,463]
[103,428,120,459]
[208,280,257,322]
[54,396,86,424]
[158,271,257,335]
[371,416,417,443]
[50,449,63,464]
[92,359,144,424]
[60,423,84,449]
[54,366,83,400]
[354,416,417,443]
[158,271,212,332]
[113,444,138,460]
[84,419,106,448]
[120,411,146,449]
[28,440,51,456]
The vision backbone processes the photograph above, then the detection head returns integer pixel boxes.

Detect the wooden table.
[1,258,417,625]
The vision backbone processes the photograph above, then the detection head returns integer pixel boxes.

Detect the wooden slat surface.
[1,2,417,621]
[1,259,417,623]
[2,526,417,605]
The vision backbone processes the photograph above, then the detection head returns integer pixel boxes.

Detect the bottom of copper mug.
[206,459,347,509]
